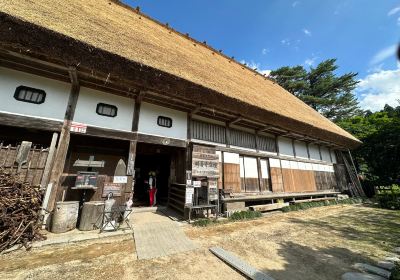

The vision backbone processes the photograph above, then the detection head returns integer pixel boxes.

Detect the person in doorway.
[147,171,157,207]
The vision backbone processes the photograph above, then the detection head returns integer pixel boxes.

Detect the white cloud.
[304,58,316,66]
[281,39,291,46]
[397,17,400,26]
[261,48,269,55]
[292,1,300,8]
[302,28,312,36]
[388,6,400,16]
[240,59,271,76]
[370,44,397,65]
[357,66,400,111]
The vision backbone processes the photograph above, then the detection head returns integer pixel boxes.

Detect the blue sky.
[124,0,400,111]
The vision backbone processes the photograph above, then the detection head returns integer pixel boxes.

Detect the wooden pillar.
[185,113,192,172]
[306,143,311,159]
[47,67,80,212]
[254,130,259,152]
[225,122,231,147]
[292,139,296,158]
[127,92,143,189]
[256,157,263,192]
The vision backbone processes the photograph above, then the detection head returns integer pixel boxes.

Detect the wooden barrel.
[78,201,105,231]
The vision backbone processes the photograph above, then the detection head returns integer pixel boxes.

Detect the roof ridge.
[110,0,274,83]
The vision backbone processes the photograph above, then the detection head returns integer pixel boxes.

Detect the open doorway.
[134,143,184,207]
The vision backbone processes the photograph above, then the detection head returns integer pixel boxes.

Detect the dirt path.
[1,205,399,280]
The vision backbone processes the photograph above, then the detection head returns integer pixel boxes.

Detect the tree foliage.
[270,59,361,122]
[337,104,400,185]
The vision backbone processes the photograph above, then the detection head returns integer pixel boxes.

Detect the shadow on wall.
[262,241,378,280]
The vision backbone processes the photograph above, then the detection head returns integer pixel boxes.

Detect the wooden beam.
[0,112,62,131]
[191,104,203,115]
[137,133,187,148]
[228,116,243,125]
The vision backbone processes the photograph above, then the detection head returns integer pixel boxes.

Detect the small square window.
[14,86,46,104]
[96,103,118,117]
[157,116,172,128]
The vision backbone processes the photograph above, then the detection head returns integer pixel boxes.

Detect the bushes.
[228,210,262,221]
[281,198,363,212]
[375,185,400,210]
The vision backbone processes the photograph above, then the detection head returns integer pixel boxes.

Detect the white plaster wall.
[244,157,258,178]
[224,152,240,164]
[73,87,134,131]
[320,146,331,162]
[269,158,281,168]
[294,141,309,159]
[0,67,70,120]
[138,102,187,139]
[278,137,294,157]
[260,159,269,178]
[309,144,321,160]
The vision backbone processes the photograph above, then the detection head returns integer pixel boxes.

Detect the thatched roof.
[0,0,360,147]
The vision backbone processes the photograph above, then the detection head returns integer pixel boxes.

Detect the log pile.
[0,168,46,252]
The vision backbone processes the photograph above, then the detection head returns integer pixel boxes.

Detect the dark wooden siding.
[230,129,256,149]
[257,135,276,153]
[191,119,226,144]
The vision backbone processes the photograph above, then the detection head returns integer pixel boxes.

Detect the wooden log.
[78,201,105,231]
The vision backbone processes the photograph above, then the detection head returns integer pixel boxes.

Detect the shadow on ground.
[263,241,379,280]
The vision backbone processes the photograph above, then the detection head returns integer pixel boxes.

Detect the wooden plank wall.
[0,143,49,186]
[224,163,241,193]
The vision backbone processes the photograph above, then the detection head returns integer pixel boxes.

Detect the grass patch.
[228,210,262,221]
[281,198,363,212]
[192,218,219,227]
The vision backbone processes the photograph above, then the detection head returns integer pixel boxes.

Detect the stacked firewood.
[0,168,46,252]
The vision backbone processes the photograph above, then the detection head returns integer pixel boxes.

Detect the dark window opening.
[14,86,46,104]
[96,103,118,117]
[157,116,173,128]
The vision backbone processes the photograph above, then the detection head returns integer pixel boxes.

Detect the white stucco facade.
[0,67,70,121]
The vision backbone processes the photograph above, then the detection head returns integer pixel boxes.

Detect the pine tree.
[270,59,361,122]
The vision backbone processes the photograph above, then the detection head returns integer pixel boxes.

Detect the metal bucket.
[51,201,79,233]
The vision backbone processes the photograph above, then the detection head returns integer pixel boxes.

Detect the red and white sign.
[70,122,87,133]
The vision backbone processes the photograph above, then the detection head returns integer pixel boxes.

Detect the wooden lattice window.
[157,116,173,128]
[14,86,46,104]
[96,103,118,117]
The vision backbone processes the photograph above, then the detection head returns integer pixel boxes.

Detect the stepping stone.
[377,261,395,271]
[385,256,400,263]
[342,272,387,280]
[353,263,391,279]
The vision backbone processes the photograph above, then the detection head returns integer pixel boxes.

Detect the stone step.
[377,261,395,271]
[353,263,391,279]
[342,272,388,280]
[385,256,400,263]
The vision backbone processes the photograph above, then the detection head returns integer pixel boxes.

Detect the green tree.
[337,104,400,185]
[270,59,361,122]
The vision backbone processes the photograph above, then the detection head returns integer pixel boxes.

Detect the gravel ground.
[1,204,399,280]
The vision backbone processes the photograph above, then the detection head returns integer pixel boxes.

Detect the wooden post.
[225,122,231,148]
[40,132,58,190]
[126,92,143,197]
[47,67,80,212]
[292,139,296,158]
[306,143,311,159]
[256,157,263,192]
[254,130,259,152]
